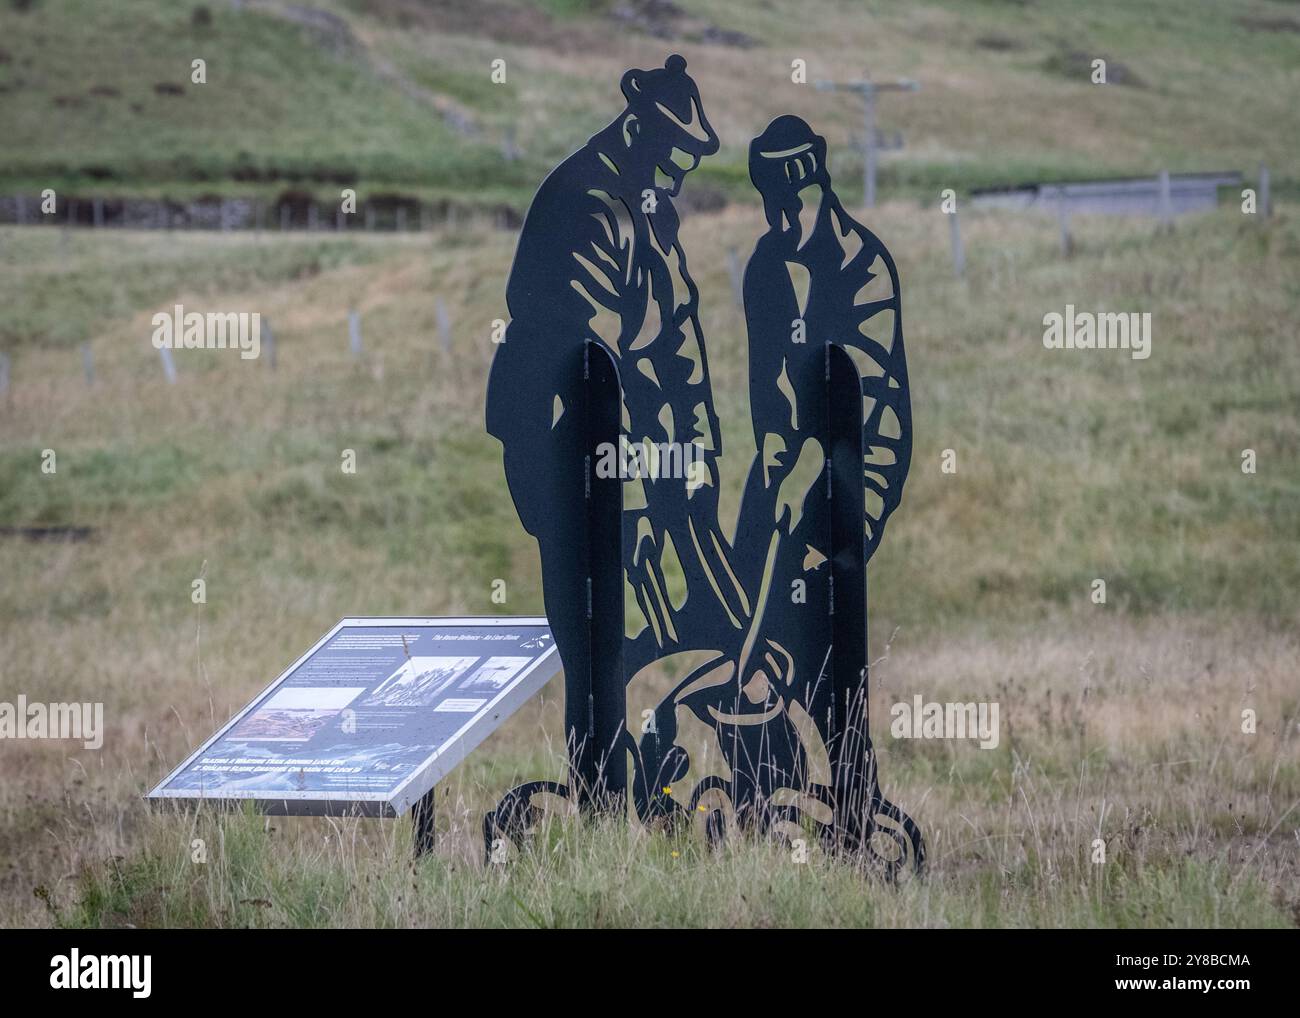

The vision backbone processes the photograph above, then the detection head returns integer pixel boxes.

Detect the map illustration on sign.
[147,618,558,817]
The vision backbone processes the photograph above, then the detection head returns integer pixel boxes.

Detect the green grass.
[52,811,1294,929]
[2,0,1296,206]
[0,229,390,350]
[0,0,513,200]
[3,210,1297,626]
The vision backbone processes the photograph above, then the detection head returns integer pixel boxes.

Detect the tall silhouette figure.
[486,54,749,817]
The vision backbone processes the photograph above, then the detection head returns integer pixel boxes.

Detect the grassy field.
[0,0,1298,928]
[1,199,1297,927]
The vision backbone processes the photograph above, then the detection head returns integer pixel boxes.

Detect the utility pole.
[816,72,919,209]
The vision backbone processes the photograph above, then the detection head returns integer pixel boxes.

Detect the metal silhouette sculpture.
[484,55,923,874]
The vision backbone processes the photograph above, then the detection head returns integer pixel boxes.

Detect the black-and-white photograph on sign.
[363,656,479,707]
[147,618,558,817]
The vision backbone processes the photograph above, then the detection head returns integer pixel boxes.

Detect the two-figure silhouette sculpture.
[485,55,923,874]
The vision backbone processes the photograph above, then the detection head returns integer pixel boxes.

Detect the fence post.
[263,320,276,370]
[412,786,436,857]
[1259,164,1271,219]
[434,297,452,354]
[0,351,9,398]
[158,345,177,384]
[949,210,965,277]
[81,343,95,385]
[1157,170,1173,230]
[348,309,363,359]
[1057,196,1072,256]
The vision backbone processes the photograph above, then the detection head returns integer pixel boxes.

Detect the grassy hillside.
[1,0,1297,206]
[0,0,1297,928]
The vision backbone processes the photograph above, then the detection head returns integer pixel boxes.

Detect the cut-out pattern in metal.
[484,56,922,874]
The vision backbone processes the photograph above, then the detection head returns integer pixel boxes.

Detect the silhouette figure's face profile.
[618,54,719,196]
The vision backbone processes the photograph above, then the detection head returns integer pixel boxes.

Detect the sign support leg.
[412,786,436,858]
